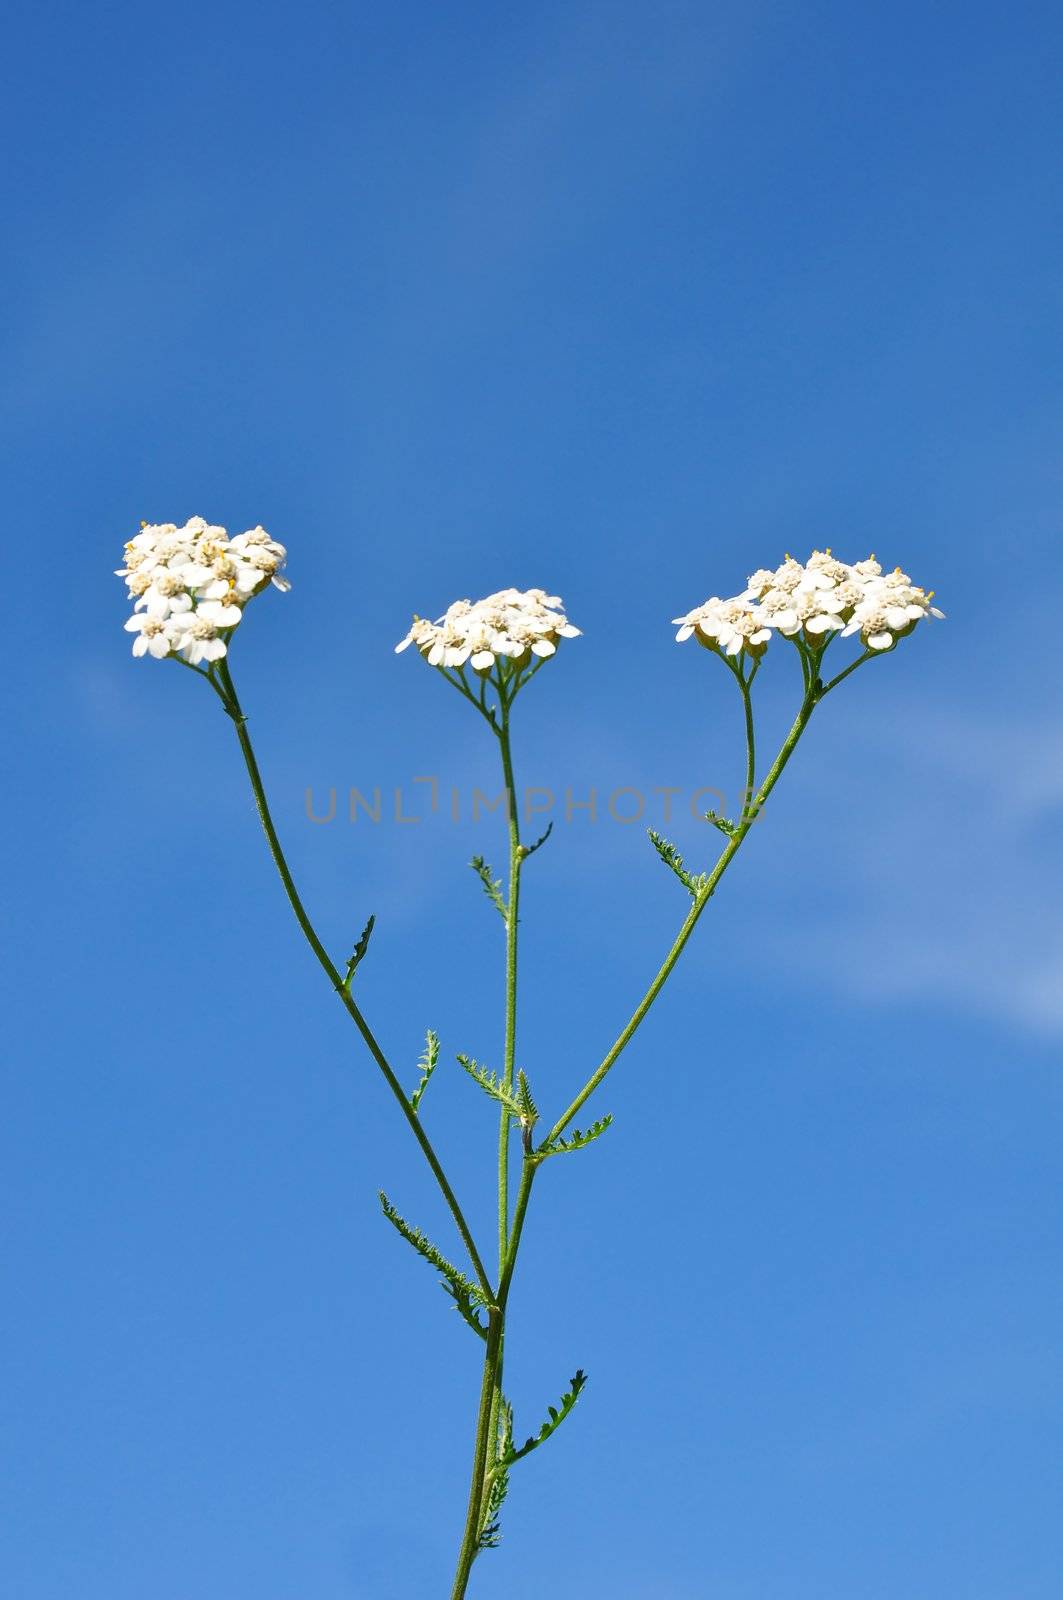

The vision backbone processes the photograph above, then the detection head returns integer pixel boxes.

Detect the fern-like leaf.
[378,1193,488,1339]
[648,830,708,896]
[478,1400,514,1550]
[704,809,739,839]
[536,1114,613,1160]
[502,1371,587,1466]
[519,821,553,861]
[410,1029,439,1113]
[342,913,376,989]
[456,1054,522,1115]
[470,856,507,919]
[515,1069,539,1127]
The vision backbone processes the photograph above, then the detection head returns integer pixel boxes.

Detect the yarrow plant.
[116,516,289,664]
[117,532,943,1597]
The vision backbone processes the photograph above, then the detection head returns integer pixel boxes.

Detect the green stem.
[450,1159,538,1599]
[737,662,757,818]
[821,648,875,696]
[210,657,493,1303]
[497,703,522,1267]
[450,674,531,1598]
[544,685,818,1147]
[450,1309,504,1600]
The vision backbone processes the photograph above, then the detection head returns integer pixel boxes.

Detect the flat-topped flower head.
[672,596,771,658]
[674,548,944,665]
[396,587,581,681]
[116,517,289,663]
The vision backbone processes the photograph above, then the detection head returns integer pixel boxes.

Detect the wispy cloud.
[762,695,1063,1037]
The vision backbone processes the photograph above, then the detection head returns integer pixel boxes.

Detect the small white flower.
[124,614,179,659]
[395,588,581,675]
[672,596,771,657]
[117,517,288,663]
[674,548,944,663]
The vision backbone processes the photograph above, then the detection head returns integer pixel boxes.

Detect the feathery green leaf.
[515,1069,539,1128]
[502,1371,587,1466]
[536,1114,613,1160]
[647,830,706,897]
[378,1192,488,1339]
[519,821,553,861]
[456,1054,522,1116]
[469,856,507,919]
[410,1029,439,1114]
[705,809,739,839]
[478,1401,514,1550]
[342,913,376,989]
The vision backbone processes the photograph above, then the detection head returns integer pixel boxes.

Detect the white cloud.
[762,694,1063,1037]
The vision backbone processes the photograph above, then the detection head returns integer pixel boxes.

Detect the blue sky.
[3,1,1062,1595]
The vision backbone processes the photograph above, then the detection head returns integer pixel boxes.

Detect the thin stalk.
[737,661,757,818]
[450,1158,539,1599]
[450,1310,504,1600]
[497,702,522,1266]
[451,672,530,1597]
[210,657,493,1302]
[821,648,875,696]
[544,685,818,1146]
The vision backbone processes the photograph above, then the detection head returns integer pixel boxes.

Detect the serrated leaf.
[502,1370,587,1466]
[342,913,376,989]
[536,1114,613,1160]
[647,830,706,897]
[520,821,553,861]
[378,1192,488,1339]
[456,1054,522,1116]
[470,856,507,919]
[410,1029,439,1114]
[705,809,739,839]
[515,1069,539,1127]
[477,1401,514,1551]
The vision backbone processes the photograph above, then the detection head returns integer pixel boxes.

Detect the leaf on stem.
[470,856,507,920]
[456,1054,522,1116]
[342,913,376,990]
[515,1069,539,1129]
[519,821,553,861]
[477,1401,514,1551]
[704,810,739,839]
[501,1371,588,1466]
[536,1114,613,1160]
[378,1192,488,1339]
[647,830,705,897]
[410,1029,439,1114]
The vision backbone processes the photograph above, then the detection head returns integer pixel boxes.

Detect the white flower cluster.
[673,550,943,657]
[396,588,581,672]
[117,517,289,663]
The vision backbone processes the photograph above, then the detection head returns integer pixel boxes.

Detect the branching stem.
[209,657,493,1303]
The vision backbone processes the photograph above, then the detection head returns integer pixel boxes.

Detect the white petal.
[531,638,556,657]
[675,624,694,642]
[868,631,893,650]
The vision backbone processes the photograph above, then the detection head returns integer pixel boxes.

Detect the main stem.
[210,658,493,1301]
[453,693,525,1595]
[450,1157,537,1599]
